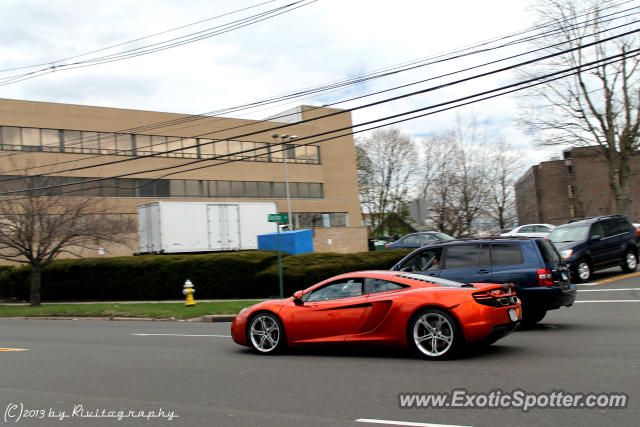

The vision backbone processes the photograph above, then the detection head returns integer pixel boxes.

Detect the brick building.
[0,98,367,257]
[515,146,640,225]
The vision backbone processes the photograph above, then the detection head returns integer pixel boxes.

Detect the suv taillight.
[537,268,554,286]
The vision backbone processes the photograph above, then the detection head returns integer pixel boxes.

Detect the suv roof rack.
[566,214,627,224]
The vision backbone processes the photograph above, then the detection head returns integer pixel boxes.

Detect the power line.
[3,31,638,196]
[2,5,637,178]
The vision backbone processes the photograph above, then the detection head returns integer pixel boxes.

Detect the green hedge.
[0,249,411,302]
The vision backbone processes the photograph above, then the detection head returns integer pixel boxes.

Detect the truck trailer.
[137,201,278,254]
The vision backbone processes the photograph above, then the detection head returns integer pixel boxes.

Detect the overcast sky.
[0,0,561,164]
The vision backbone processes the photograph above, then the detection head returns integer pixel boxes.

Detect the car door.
[438,243,491,284]
[348,278,410,337]
[590,221,621,268]
[279,278,368,343]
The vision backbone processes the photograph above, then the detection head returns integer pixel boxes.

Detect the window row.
[0,126,320,164]
[0,175,324,199]
[293,212,348,228]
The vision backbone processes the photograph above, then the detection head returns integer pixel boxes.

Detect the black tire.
[407,308,462,360]
[572,258,591,283]
[520,306,547,326]
[621,249,638,273]
[246,312,286,355]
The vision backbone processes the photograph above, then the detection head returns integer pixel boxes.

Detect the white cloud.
[0,0,553,168]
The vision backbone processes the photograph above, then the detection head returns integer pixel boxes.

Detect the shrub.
[0,249,412,301]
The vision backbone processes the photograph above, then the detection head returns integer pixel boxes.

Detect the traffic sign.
[268,213,289,223]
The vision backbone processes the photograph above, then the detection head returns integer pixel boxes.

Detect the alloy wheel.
[249,314,281,353]
[413,312,455,357]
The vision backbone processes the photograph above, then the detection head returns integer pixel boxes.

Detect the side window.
[492,243,525,266]
[590,223,604,238]
[370,279,407,294]
[399,249,443,271]
[536,225,551,232]
[519,226,535,233]
[403,235,420,245]
[443,244,484,269]
[601,221,618,238]
[615,219,631,234]
[305,279,364,302]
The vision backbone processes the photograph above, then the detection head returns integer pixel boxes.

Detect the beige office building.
[0,98,367,257]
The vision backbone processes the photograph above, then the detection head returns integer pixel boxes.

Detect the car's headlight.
[560,249,573,259]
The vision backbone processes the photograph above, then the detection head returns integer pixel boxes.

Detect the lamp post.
[272,133,296,230]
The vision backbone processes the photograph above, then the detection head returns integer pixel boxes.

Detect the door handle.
[478,269,490,275]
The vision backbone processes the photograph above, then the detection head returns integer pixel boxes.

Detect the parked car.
[385,231,454,249]
[548,215,640,283]
[501,223,556,238]
[486,229,512,237]
[391,237,576,325]
[231,270,521,359]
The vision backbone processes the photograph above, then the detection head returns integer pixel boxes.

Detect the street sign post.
[268,213,289,298]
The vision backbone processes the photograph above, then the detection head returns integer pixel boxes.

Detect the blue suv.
[391,237,577,325]
[548,215,639,283]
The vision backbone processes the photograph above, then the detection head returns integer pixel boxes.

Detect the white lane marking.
[576,282,602,286]
[575,300,640,303]
[355,420,471,427]
[578,288,640,292]
[131,333,231,337]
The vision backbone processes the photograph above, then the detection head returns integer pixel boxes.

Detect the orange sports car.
[231,270,521,359]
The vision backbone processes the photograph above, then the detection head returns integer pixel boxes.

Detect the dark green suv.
[549,215,639,283]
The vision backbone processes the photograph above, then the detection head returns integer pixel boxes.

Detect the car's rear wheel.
[621,250,638,273]
[408,308,461,360]
[247,312,285,354]
[572,258,591,283]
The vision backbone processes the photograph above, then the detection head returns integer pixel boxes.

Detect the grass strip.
[0,301,263,319]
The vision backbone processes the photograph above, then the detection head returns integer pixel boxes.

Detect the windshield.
[549,225,589,243]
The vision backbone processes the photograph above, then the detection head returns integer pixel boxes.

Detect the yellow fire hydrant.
[183,279,196,307]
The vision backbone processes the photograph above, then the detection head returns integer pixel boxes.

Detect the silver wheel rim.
[249,315,280,353]
[577,262,590,281]
[626,252,637,269]
[413,312,454,357]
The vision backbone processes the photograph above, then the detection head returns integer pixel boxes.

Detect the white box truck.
[137,201,278,253]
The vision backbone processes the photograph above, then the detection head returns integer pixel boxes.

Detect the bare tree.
[520,0,640,214]
[0,176,134,306]
[485,140,520,229]
[419,115,492,236]
[357,127,417,236]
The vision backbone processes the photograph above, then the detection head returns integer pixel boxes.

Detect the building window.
[563,150,572,160]
[570,205,577,218]
[293,212,348,228]
[566,165,573,175]
[568,185,576,198]
[0,125,321,164]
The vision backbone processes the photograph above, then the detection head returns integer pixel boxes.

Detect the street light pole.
[272,133,295,230]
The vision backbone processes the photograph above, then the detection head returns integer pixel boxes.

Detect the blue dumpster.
[258,229,313,255]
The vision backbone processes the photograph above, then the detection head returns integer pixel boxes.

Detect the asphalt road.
[1,269,639,427]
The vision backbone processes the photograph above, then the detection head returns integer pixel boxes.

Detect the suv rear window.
[492,243,524,266]
[535,239,561,267]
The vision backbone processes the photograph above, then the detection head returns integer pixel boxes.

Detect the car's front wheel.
[621,250,638,273]
[408,308,461,360]
[247,312,285,354]
[572,258,591,283]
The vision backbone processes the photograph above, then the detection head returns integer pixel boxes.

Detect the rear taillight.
[537,268,554,286]
[385,243,389,249]
[634,226,640,238]
[473,285,518,307]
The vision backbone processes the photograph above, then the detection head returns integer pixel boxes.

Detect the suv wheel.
[572,258,591,283]
[520,306,547,327]
[621,250,638,273]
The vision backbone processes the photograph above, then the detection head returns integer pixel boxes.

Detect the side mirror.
[590,234,601,241]
[293,290,304,305]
